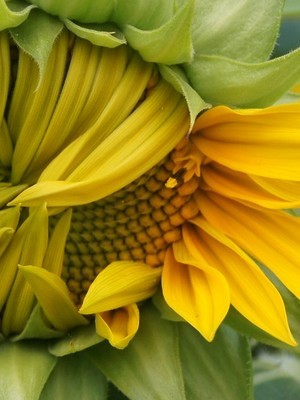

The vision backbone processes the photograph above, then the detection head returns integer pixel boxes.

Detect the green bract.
[1,0,300,111]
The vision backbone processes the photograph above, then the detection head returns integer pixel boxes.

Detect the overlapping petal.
[195,191,300,300]
[162,244,230,341]
[19,265,88,332]
[193,104,300,180]
[9,81,190,207]
[185,219,296,345]
[202,163,300,209]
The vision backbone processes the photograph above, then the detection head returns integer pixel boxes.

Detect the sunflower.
[1,1,300,399]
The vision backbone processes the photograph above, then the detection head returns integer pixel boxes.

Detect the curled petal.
[19,265,88,332]
[96,304,139,349]
[162,244,230,341]
[80,261,161,314]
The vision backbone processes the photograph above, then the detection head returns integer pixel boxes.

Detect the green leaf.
[40,352,108,400]
[191,0,284,62]
[86,304,186,400]
[49,324,104,357]
[10,8,63,80]
[0,0,35,30]
[254,351,300,400]
[0,340,56,400]
[185,49,300,107]
[179,323,254,400]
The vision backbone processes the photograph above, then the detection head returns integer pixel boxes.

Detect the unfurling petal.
[202,163,300,209]
[19,265,88,331]
[95,304,139,349]
[185,219,296,346]
[193,104,300,180]
[162,244,230,341]
[196,191,300,299]
[80,261,161,314]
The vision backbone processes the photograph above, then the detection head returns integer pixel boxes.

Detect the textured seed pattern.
[62,155,200,305]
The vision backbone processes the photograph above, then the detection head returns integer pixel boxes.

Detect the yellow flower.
[82,103,300,346]
[1,25,300,350]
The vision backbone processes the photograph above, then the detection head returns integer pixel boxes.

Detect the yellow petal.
[9,87,189,208]
[202,163,300,209]
[43,208,72,276]
[185,220,296,346]
[196,191,300,299]
[10,32,69,183]
[0,205,20,257]
[0,184,28,208]
[162,244,230,341]
[80,261,161,314]
[0,203,47,312]
[2,204,49,334]
[95,304,139,349]
[0,119,13,167]
[251,175,300,203]
[193,104,300,180]
[19,265,88,332]
[0,219,28,310]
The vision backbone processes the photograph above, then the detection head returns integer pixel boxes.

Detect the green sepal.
[254,350,300,400]
[40,352,108,400]
[283,0,300,17]
[122,0,194,64]
[11,305,64,341]
[86,304,186,400]
[192,0,284,62]
[179,323,254,400]
[274,92,300,105]
[64,20,126,48]
[0,340,57,400]
[0,0,36,30]
[12,0,194,65]
[49,324,104,357]
[185,48,300,107]
[159,64,209,130]
[10,8,63,81]
[26,0,114,22]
